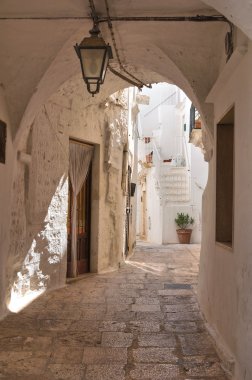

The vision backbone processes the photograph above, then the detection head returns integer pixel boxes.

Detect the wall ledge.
[17,150,31,165]
[206,46,248,103]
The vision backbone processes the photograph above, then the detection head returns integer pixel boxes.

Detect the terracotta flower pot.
[194,120,201,129]
[176,229,192,244]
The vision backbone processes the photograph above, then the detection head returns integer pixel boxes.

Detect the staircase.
[152,140,191,204]
[159,164,191,203]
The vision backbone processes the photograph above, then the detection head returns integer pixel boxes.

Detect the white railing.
[146,136,192,203]
[143,91,177,118]
[152,139,161,162]
[159,166,191,203]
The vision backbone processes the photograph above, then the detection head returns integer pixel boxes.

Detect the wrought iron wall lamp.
[74,23,113,96]
[73,0,234,96]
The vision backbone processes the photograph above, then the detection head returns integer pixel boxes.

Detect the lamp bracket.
[89,23,101,37]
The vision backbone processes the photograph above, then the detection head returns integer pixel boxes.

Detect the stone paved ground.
[0,243,227,379]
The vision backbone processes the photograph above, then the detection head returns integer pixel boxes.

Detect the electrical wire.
[103,0,152,89]
[108,65,143,88]
[88,0,151,89]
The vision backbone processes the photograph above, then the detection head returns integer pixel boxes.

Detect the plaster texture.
[199,42,252,380]
[3,84,136,318]
[137,84,208,244]
[0,88,14,317]
[0,1,252,378]
[0,243,227,380]
[0,0,231,141]
[202,0,252,39]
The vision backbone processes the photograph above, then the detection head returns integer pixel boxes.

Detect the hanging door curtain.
[69,141,94,277]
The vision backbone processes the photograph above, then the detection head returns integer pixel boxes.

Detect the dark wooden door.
[67,168,92,277]
[124,165,131,257]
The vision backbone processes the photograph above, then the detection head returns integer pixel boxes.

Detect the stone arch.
[202,0,252,39]
[14,21,218,153]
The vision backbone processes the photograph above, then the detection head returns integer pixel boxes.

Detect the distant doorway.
[141,190,147,239]
[67,141,93,277]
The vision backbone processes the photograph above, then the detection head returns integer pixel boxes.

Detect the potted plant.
[175,212,194,244]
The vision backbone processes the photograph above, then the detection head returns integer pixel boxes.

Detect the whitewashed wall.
[0,88,14,317]
[199,42,252,380]
[1,82,130,317]
[145,167,163,244]
[137,83,208,244]
[190,145,209,242]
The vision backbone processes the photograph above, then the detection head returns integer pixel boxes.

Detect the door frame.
[67,138,100,275]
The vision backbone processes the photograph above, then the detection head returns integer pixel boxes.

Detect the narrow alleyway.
[0,243,227,380]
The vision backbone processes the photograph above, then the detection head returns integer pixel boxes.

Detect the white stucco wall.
[0,83,131,317]
[199,42,252,380]
[145,167,163,244]
[159,106,178,159]
[162,204,201,244]
[127,87,138,256]
[190,145,209,242]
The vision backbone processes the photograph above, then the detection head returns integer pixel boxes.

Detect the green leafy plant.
[175,213,194,230]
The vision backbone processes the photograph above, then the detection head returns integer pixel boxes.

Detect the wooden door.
[67,167,92,276]
[124,166,131,257]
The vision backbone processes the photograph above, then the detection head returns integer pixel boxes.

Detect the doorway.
[67,142,93,277]
[141,190,147,239]
[124,165,132,257]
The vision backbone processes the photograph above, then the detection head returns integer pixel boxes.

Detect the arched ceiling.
[203,0,252,39]
[0,0,217,18]
[0,0,251,142]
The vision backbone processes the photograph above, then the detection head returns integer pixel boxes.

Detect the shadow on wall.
[6,103,69,313]
[5,85,131,314]
[8,174,68,313]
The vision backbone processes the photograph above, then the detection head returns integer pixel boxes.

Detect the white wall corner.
[17,151,32,165]
[205,46,248,104]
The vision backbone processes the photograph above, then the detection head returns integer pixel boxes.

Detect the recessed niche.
[216,107,234,248]
[0,120,7,164]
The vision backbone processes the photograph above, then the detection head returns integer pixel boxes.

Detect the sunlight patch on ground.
[126,260,167,274]
[8,288,45,313]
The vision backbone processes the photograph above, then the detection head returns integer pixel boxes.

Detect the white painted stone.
[199,41,252,380]
[0,2,252,378]
[137,84,208,244]
[1,83,138,315]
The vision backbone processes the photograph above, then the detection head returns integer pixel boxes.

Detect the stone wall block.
[5,86,131,311]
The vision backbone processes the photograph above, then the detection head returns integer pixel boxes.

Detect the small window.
[0,120,7,164]
[216,107,234,247]
[189,104,195,133]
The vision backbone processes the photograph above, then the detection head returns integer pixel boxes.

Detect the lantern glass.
[80,47,107,81]
[101,51,110,83]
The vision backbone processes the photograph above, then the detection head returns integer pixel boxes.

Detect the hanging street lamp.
[74,23,113,96]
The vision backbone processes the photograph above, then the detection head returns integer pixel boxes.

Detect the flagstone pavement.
[0,243,227,379]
